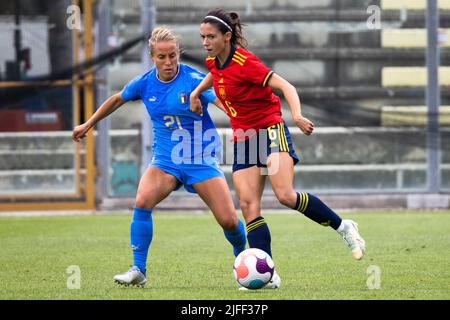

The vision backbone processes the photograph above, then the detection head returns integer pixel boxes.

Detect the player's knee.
[220,216,238,231]
[239,199,261,222]
[276,191,296,208]
[239,199,253,214]
[135,192,152,209]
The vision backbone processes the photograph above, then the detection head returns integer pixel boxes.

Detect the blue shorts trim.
[233,121,299,172]
[150,159,225,193]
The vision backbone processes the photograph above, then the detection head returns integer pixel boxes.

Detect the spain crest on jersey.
[179,92,187,104]
[218,85,226,100]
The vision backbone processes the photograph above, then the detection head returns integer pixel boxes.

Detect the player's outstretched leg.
[269,153,365,260]
[295,192,365,260]
[114,207,153,287]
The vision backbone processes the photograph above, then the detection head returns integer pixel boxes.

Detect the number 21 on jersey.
[164,115,183,129]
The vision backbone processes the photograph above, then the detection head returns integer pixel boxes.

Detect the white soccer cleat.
[238,271,281,290]
[262,270,281,289]
[113,266,147,287]
[338,219,366,260]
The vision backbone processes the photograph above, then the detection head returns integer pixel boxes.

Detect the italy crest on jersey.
[179,92,187,104]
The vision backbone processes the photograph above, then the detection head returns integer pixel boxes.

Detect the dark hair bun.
[229,12,239,21]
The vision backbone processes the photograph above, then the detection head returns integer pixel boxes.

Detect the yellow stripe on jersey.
[232,58,244,66]
[206,57,215,61]
[262,70,274,87]
[234,50,248,60]
[232,54,246,64]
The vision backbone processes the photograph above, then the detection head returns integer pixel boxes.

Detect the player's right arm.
[72,92,126,142]
[213,98,227,114]
[190,72,213,115]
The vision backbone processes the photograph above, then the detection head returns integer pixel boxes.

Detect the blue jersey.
[121,64,221,164]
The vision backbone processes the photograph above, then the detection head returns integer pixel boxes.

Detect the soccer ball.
[233,248,274,289]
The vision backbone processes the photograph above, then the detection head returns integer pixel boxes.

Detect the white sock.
[336,220,346,233]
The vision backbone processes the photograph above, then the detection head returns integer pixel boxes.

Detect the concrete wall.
[2,128,448,195]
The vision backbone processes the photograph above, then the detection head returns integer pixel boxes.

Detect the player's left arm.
[267,73,314,136]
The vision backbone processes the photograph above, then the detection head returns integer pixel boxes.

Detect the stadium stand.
[1,0,449,209]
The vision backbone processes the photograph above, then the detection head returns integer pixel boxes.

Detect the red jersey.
[205,47,283,141]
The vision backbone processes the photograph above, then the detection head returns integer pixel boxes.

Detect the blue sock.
[130,207,153,275]
[295,192,342,230]
[246,216,272,257]
[224,219,247,257]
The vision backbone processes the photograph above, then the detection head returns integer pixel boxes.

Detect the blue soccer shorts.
[150,158,225,193]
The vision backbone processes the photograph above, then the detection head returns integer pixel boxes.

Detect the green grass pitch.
[1,210,449,300]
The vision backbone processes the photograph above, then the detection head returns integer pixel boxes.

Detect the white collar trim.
[156,64,180,83]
